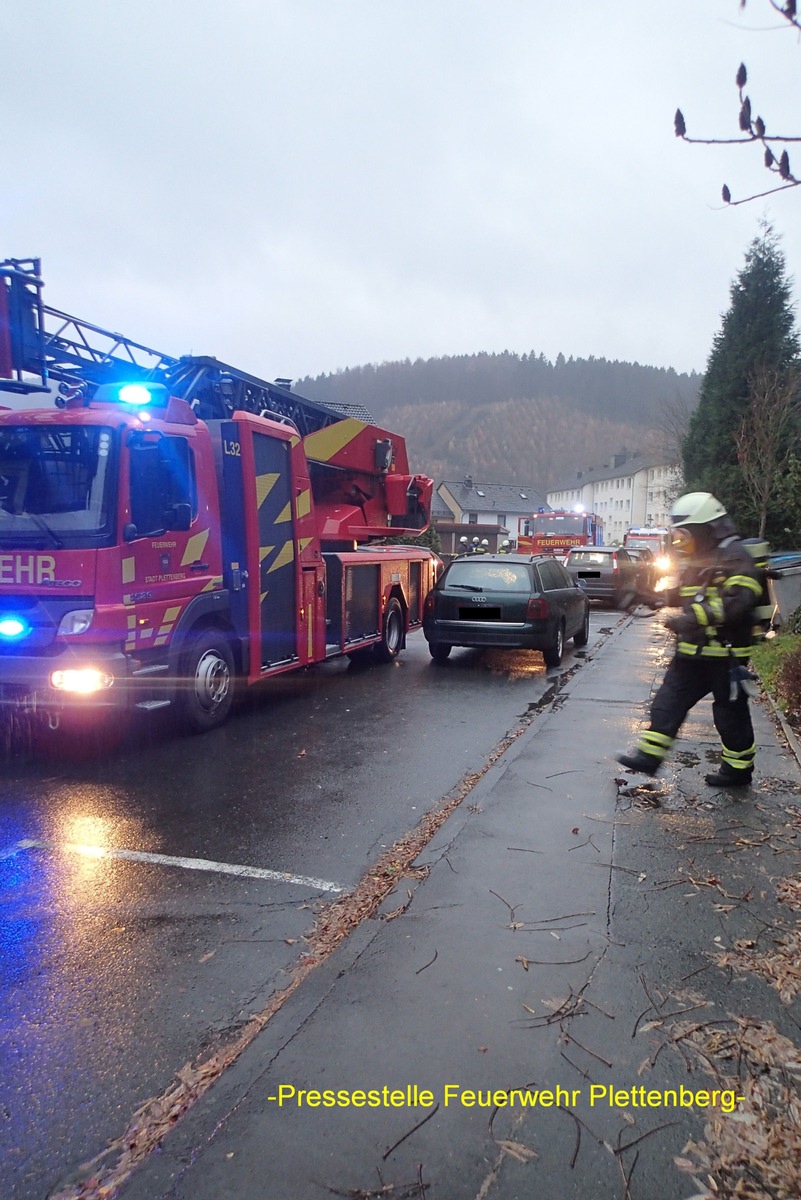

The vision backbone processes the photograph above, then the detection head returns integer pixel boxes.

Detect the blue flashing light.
[118,383,154,406]
[0,616,29,641]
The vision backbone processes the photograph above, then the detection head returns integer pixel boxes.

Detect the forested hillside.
[297,351,700,490]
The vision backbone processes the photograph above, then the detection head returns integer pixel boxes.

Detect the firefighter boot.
[704,765,753,788]
[616,750,660,777]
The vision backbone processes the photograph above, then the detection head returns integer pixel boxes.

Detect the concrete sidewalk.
[122,615,801,1200]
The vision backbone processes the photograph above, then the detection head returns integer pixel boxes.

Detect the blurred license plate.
[577,571,601,578]
[459,607,502,620]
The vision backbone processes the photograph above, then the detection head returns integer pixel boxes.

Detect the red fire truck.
[623,526,671,561]
[517,509,603,558]
[0,258,435,732]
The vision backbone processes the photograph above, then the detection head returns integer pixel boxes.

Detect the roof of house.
[548,453,677,493]
[430,490,453,520]
[438,477,548,516]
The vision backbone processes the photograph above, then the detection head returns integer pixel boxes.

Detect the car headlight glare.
[50,668,114,694]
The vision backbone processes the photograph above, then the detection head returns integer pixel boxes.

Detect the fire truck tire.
[178,630,236,733]
[543,620,565,668]
[429,642,452,662]
[375,598,404,663]
[573,609,590,648]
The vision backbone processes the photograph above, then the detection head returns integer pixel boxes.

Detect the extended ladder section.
[0,257,432,537]
[0,258,363,436]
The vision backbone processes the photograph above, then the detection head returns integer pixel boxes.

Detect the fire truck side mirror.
[123,522,138,542]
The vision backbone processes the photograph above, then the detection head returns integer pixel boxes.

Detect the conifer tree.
[683,223,800,539]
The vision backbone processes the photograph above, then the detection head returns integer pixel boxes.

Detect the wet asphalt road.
[0,616,613,1200]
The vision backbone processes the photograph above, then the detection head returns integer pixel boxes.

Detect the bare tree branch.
[676,2,801,204]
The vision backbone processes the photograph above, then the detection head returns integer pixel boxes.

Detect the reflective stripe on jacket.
[667,537,761,660]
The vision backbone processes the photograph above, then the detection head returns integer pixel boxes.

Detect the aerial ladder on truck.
[0,257,435,733]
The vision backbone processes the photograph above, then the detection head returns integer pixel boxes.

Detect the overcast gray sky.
[3,1,800,385]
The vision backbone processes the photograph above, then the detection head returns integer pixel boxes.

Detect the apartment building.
[546,453,683,545]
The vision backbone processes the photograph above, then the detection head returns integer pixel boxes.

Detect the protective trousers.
[636,655,756,777]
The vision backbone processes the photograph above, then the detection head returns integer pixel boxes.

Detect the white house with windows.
[435,476,548,555]
[546,452,683,545]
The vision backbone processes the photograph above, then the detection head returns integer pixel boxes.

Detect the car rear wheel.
[429,642,452,663]
[573,608,590,647]
[543,620,564,668]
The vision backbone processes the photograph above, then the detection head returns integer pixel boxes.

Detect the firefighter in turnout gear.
[617,492,762,788]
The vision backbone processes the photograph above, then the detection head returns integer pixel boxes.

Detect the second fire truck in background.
[517,510,603,559]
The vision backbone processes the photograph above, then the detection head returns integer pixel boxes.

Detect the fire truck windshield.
[0,425,116,546]
[530,513,586,536]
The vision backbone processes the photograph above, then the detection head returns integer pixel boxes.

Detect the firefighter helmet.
[670,492,727,528]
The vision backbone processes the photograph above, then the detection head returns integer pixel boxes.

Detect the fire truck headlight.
[0,615,30,641]
[655,555,671,572]
[50,668,114,694]
[57,609,95,636]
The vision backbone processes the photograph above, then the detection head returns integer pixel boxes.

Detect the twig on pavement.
[382,1106,440,1161]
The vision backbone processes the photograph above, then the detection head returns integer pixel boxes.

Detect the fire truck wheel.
[543,620,565,668]
[179,630,235,732]
[429,642,452,663]
[573,609,590,648]
[375,598,404,663]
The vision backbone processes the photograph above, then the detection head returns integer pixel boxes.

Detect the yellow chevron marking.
[275,501,293,524]
[259,544,275,564]
[296,489,311,519]
[127,615,137,630]
[202,576,223,592]
[180,529,209,567]
[267,540,295,574]
[303,418,366,463]
[298,537,313,554]
[122,557,136,585]
[140,628,154,640]
[255,472,280,509]
[154,636,168,647]
[290,436,300,448]
[164,606,182,622]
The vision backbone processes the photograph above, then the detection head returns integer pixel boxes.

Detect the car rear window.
[569,551,613,564]
[444,561,531,592]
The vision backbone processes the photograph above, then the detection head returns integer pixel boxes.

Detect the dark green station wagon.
[423,553,590,666]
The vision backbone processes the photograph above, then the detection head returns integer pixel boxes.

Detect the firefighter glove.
[664,612,698,637]
[729,664,759,701]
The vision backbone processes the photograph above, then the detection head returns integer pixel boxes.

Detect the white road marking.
[0,841,27,860]
[9,839,344,893]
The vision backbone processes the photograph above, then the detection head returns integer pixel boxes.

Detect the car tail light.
[424,592,435,616]
[612,554,619,573]
[527,596,549,619]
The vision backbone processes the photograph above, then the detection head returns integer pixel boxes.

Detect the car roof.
[449,553,555,565]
